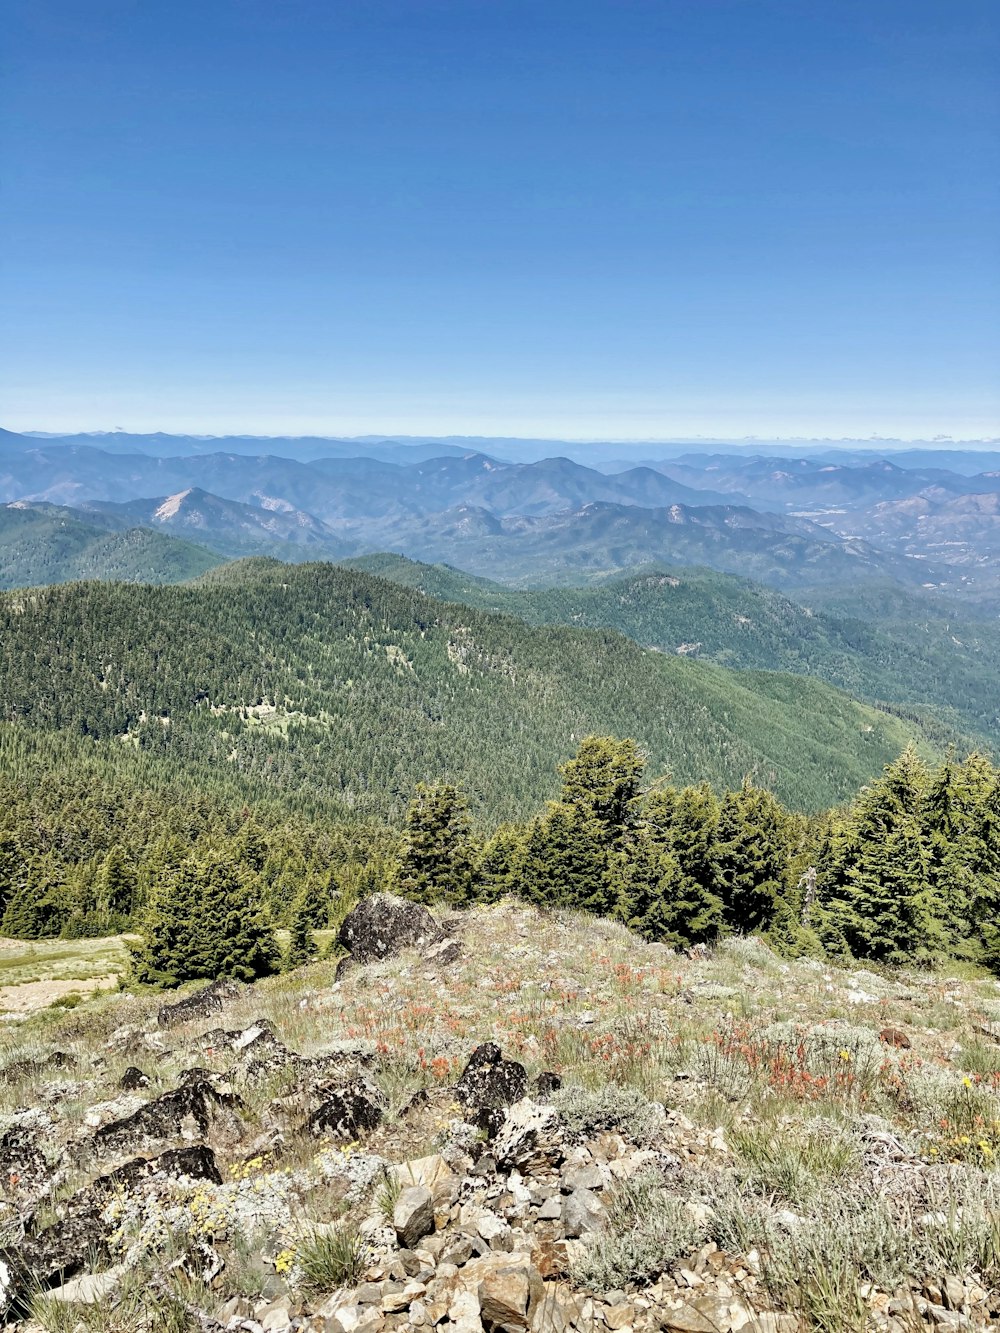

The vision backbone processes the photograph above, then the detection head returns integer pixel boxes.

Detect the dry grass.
[6,900,1000,1331]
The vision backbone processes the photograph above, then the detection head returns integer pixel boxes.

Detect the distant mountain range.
[80,488,353,559]
[10,428,1000,472]
[0,504,220,589]
[2,426,1000,598]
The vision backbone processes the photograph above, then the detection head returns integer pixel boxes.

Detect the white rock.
[47,1266,126,1304]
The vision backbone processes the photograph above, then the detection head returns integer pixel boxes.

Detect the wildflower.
[963,1076,973,1088]
[274,1247,297,1275]
[839,1050,852,1061]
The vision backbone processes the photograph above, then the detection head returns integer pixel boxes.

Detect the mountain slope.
[0,505,222,587]
[345,555,1000,749]
[344,500,932,589]
[82,488,354,559]
[0,561,963,820]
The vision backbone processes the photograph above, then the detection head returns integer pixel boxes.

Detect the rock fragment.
[393,1185,436,1248]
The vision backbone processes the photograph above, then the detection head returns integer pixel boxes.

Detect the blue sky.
[3,0,998,440]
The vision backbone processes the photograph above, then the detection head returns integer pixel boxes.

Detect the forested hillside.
[348,555,1000,749]
[0,505,222,587]
[0,561,953,823]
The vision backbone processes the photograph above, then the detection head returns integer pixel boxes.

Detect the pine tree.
[128,852,279,987]
[281,872,330,928]
[559,736,646,850]
[924,754,1000,966]
[518,803,609,913]
[396,781,477,906]
[646,783,725,943]
[833,748,940,964]
[283,891,319,970]
[0,834,20,924]
[475,823,526,902]
[608,836,687,944]
[714,779,793,935]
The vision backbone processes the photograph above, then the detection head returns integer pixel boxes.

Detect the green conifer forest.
[0,562,997,979]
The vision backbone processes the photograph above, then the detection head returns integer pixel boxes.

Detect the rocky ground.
[3,896,1000,1333]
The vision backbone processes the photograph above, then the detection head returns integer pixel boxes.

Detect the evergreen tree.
[559,737,646,850]
[923,754,1000,961]
[833,748,940,964]
[279,871,330,928]
[646,783,725,943]
[97,844,136,921]
[714,779,793,935]
[283,891,319,969]
[1,858,73,939]
[608,836,686,944]
[475,823,526,902]
[129,852,279,987]
[0,834,19,924]
[518,803,609,913]
[396,781,477,906]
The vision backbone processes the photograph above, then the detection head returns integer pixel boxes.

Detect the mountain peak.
[154,489,195,520]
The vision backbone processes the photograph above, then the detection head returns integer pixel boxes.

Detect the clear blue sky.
[3,0,998,440]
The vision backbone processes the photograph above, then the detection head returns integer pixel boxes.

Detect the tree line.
[4,735,998,985]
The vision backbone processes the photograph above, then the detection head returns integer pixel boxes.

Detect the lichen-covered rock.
[456,1043,528,1134]
[1,1050,74,1082]
[118,1066,150,1091]
[306,1077,385,1139]
[0,1123,51,1199]
[491,1100,561,1172]
[93,1078,244,1156]
[425,936,463,968]
[157,978,243,1029]
[0,1145,221,1317]
[337,892,442,965]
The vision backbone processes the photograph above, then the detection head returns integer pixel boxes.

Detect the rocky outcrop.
[306,1076,386,1138]
[456,1043,529,1134]
[0,1145,221,1318]
[0,1122,51,1200]
[337,892,443,966]
[93,1077,244,1156]
[157,977,243,1028]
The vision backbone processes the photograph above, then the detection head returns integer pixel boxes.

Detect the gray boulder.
[337,892,442,965]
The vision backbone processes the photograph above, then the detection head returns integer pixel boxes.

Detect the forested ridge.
[1,561,996,976]
[4,727,1000,985]
[347,555,1000,750]
[0,561,949,820]
[0,505,222,587]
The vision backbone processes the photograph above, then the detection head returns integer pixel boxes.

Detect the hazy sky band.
[3,0,998,438]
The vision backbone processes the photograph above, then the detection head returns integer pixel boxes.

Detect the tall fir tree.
[396,781,477,906]
[475,823,527,902]
[559,736,646,850]
[0,834,20,924]
[646,783,725,943]
[834,748,941,964]
[283,890,319,970]
[607,837,687,944]
[129,852,279,986]
[714,779,793,935]
[518,803,610,913]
